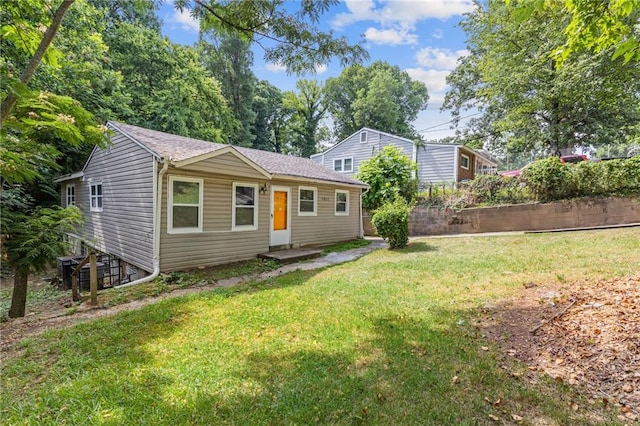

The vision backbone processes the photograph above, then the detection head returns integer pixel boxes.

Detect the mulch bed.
[480,274,640,423]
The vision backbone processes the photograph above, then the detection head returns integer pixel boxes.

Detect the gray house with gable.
[311,127,498,184]
[56,122,368,281]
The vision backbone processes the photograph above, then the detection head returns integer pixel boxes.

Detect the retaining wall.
[363,197,640,236]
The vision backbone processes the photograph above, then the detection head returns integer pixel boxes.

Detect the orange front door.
[273,190,288,231]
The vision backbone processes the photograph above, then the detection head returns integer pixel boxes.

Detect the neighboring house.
[56,122,368,279]
[311,127,499,183]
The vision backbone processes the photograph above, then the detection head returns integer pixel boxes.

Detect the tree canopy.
[444,0,640,157]
[324,62,429,141]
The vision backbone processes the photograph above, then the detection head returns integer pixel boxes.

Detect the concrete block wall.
[364,197,640,236]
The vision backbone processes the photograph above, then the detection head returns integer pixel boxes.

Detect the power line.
[416,112,482,133]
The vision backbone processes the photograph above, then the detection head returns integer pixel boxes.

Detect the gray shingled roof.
[110,122,366,187]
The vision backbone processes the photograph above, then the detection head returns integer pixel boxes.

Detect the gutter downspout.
[360,187,369,238]
[119,159,169,288]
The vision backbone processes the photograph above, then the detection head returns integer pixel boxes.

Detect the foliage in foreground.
[2,228,638,424]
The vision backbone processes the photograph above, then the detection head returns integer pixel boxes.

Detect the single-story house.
[310,127,499,183]
[55,122,368,281]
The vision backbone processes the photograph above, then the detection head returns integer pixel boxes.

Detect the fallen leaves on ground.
[480,274,640,420]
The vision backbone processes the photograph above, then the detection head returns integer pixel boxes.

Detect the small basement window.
[298,186,317,216]
[89,183,102,212]
[168,176,203,233]
[335,190,349,216]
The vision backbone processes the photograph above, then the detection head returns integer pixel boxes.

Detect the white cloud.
[265,63,288,73]
[405,68,451,104]
[315,64,328,74]
[169,9,200,33]
[415,47,468,70]
[364,27,418,45]
[333,0,476,29]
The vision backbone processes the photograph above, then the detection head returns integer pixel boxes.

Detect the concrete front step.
[258,248,323,264]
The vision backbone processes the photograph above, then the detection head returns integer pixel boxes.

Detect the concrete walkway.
[217,238,387,288]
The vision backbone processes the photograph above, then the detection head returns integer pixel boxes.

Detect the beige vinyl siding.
[159,168,270,271]
[77,132,155,272]
[416,144,457,184]
[180,152,267,179]
[159,170,362,271]
[288,182,361,246]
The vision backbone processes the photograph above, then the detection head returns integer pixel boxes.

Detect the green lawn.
[2,228,638,425]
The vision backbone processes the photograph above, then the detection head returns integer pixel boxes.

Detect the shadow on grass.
[1,301,611,424]
[396,241,438,253]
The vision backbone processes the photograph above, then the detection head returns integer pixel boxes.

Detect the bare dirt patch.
[480,274,640,422]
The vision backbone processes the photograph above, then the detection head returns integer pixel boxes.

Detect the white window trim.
[334,157,353,173]
[232,182,258,231]
[89,182,103,212]
[66,184,76,206]
[298,186,317,216]
[360,131,367,143]
[461,153,470,170]
[335,189,350,216]
[167,176,203,234]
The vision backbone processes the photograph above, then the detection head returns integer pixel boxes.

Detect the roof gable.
[107,122,366,187]
[316,127,415,157]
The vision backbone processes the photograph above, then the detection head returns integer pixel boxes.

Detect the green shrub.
[522,157,573,201]
[372,197,411,249]
[465,174,530,205]
[523,156,640,201]
[357,146,418,211]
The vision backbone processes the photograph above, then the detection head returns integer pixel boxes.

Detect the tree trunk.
[0,0,75,126]
[8,268,29,318]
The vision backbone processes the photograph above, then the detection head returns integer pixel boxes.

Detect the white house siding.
[316,129,414,177]
[416,144,457,184]
[286,182,362,246]
[76,132,156,272]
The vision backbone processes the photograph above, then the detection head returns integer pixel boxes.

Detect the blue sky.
[158,0,478,141]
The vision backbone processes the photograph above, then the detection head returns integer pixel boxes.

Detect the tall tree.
[324,61,429,141]
[0,0,74,125]
[507,0,640,64]
[283,79,327,157]
[444,1,640,157]
[104,22,236,142]
[252,80,292,153]
[200,34,257,146]
[179,0,368,74]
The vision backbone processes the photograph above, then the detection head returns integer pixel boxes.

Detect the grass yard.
[1,228,638,425]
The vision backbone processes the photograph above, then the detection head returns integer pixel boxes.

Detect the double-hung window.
[333,158,353,173]
[335,190,349,216]
[298,186,317,216]
[168,176,203,233]
[89,183,102,212]
[66,184,76,206]
[460,153,470,170]
[233,183,258,231]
